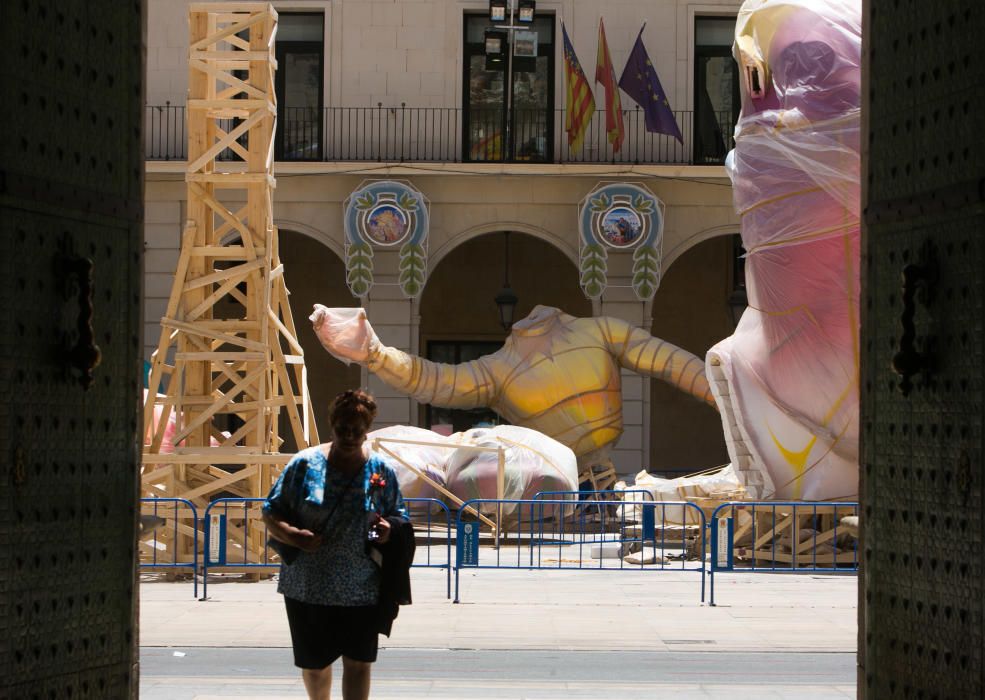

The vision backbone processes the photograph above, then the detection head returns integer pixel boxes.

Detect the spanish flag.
[595,18,624,152]
[562,22,595,152]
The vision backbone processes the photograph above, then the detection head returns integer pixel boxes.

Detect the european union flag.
[618,27,683,143]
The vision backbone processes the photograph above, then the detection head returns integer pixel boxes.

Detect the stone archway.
[417,230,592,430]
[647,234,735,474]
[278,229,362,449]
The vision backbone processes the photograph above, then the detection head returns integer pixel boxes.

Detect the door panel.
[861,0,985,695]
[0,1,144,696]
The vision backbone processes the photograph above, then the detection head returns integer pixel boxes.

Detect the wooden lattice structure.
[142,3,317,571]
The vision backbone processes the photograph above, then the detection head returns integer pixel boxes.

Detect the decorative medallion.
[578,182,664,300]
[344,180,430,298]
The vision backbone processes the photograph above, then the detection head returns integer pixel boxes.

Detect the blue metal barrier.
[453,498,707,604]
[139,497,200,599]
[709,501,859,605]
[201,498,277,600]
[404,498,452,599]
[202,497,454,600]
[532,489,654,503]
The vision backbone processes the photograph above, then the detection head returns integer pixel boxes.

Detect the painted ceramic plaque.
[344,180,430,298]
[578,183,664,300]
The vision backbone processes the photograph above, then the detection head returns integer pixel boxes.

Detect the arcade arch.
[277,228,361,449]
[418,230,592,430]
[647,233,736,474]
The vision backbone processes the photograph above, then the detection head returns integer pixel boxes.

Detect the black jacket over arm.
[374,515,415,636]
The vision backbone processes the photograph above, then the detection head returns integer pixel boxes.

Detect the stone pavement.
[140,563,858,698]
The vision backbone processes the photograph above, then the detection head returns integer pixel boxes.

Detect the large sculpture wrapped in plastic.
[366,425,449,503]
[142,389,222,453]
[707,0,861,500]
[365,423,578,519]
[311,304,716,488]
[444,425,579,517]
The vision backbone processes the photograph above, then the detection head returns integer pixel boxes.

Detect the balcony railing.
[145,103,735,166]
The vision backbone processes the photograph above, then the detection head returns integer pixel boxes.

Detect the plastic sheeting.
[618,465,745,525]
[143,389,224,453]
[445,425,579,518]
[366,425,449,509]
[365,423,579,520]
[707,0,861,500]
[308,306,372,366]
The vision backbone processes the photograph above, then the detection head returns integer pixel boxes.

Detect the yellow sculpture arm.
[596,317,716,406]
[366,342,498,409]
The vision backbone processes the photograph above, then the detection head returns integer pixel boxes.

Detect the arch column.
[361,290,417,429]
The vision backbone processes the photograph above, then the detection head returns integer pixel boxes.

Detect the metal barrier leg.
[445,513,451,600]
[700,522,706,604]
[200,514,209,601]
[453,562,461,604]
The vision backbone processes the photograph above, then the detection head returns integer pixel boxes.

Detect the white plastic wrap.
[143,389,223,453]
[621,465,745,525]
[707,0,862,500]
[309,305,376,366]
[444,425,579,519]
[367,425,448,513]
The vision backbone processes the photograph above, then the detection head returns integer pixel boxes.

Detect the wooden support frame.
[141,4,318,571]
[716,503,859,568]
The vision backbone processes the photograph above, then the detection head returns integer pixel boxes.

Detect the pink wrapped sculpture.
[707,0,861,500]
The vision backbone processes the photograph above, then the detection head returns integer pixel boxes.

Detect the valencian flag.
[618,25,683,143]
[595,18,624,152]
[562,22,595,151]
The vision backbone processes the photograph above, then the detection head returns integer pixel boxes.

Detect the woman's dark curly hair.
[329,389,377,429]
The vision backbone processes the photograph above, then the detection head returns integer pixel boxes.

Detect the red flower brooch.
[369,472,387,490]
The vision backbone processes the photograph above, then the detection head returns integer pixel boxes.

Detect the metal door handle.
[59,254,102,389]
[891,259,936,396]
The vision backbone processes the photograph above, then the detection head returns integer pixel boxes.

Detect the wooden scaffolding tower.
[142,3,317,570]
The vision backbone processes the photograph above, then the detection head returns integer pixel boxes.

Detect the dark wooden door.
[0,1,144,696]
[861,1,985,696]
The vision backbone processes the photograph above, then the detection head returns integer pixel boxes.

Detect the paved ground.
[140,564,859,698]
[140,648,856,699]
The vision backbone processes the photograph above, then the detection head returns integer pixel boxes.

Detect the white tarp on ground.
[617,465,745,525]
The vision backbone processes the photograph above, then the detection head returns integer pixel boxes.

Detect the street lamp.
[495,232,519,331]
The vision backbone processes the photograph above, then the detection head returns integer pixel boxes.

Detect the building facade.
[144,0,743,479]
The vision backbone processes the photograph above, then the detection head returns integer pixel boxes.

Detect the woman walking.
[262,389,409,700]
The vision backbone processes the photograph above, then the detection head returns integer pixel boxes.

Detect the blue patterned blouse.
[262,446,407,606]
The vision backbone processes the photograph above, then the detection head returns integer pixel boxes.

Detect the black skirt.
[284,597,379,668]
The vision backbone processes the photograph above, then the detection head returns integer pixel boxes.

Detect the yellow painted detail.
[769,428,817,499]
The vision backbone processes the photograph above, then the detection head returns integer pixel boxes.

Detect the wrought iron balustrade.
[145,102,735,166]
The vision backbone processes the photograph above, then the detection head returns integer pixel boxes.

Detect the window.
[425,341,505,433]
[694,17,740,165]
[462,14,555,162]
[275,13,324,161]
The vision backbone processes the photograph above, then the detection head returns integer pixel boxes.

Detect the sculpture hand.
[309,304,378,365]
